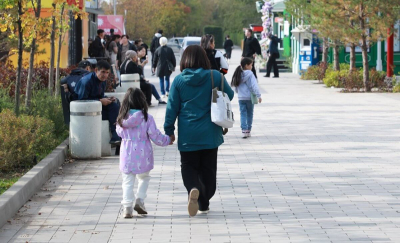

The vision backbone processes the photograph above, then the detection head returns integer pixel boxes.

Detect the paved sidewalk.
[1,50,400,242]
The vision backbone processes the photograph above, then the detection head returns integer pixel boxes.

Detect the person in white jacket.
[231,57,262,138]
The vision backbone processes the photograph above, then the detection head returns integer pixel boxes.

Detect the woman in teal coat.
[164,45,234,217]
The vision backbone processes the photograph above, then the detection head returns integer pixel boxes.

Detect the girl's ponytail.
[231,65,243,87]
[231,57,254,87]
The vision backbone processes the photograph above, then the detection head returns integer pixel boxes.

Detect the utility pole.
[114,0,116,15]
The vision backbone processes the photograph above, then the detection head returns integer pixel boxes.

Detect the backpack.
[88,42,95,57]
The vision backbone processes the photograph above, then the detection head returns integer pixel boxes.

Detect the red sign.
[98,15,125,36]
[252,26,263,32]
[275,17,284,23]
[67,0,83,9]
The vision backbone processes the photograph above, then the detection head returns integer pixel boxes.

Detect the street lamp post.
[114,0,116,15]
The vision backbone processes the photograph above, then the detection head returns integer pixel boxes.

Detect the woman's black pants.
[180,148,218,211]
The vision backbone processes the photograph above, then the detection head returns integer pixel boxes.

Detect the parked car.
[167,37,184,54]
[179,37,201,56]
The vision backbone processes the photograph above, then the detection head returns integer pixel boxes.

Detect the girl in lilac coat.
[116,88,172,218]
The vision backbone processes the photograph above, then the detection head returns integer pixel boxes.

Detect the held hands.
[258,97,262,103]
[169,135,175,145]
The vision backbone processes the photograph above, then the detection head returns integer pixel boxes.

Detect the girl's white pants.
[121,172,150,208]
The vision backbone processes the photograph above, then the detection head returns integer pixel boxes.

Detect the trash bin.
[70,100,102,159]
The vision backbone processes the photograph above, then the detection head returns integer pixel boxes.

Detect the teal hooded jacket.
[164,68,234,152]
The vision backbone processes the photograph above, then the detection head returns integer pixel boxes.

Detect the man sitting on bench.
[74,60,122,145]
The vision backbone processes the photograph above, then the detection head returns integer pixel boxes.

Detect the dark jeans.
[140,82,152,105]
[102,101,120,134]
[180,148,218,211]
[266,53,279,77]
[225,49,232,59]
[251,62,257,79]
[150,83,161,100]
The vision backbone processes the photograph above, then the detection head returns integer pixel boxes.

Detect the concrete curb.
[0,138,69,228]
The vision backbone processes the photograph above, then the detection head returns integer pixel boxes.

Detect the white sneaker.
[134,198,147,214]
[162,95,166,99]
[123,207,133,218]
[242,131,247,139]
[198,207,209,214]
[247,131,251,137]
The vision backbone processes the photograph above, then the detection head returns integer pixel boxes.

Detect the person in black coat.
[242,28,261,78]
[91,29,105,58]
[223,35,234,61]
[152,37,176,97]
[120,51,153,106]
[265,34,281,78]
[150,30,163,76]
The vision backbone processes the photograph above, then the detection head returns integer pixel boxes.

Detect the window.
[303,39,310,46]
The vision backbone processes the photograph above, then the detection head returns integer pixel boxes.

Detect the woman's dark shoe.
[223,128,228,135]
[158,101,167,105]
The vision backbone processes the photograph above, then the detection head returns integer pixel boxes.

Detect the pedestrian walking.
[150,30,163,76]
[201,34,229,75]
[265,34,281,78]
[106,34,121,67]
[116,88,172,218]
[91,29,105,58]
[231,57,262,138]
[164,45,234,217]
[223,35,234,63]
[152,37,176,98]
[241,28,261,78]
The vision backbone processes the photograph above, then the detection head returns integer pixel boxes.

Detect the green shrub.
[340,70,364,92]
[0,85,14,113]
[393,76,400,93]
[0,109,57,172]
[323,69,347,88]
[204,26,223,48]
[28,90,68,140]
[369,69,387,91]
[301,65,320,80]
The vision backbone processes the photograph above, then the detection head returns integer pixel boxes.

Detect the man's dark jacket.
[268,36,280,55]
[150,36,161,53]
[242,37,261,58]
[74,72,106,100]
[91,36,105,58]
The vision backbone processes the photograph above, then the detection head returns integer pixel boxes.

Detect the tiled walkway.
[1,50,400,242]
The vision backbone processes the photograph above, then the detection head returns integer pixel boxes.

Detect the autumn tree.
[0,0,27,115]
[25,0,42,111]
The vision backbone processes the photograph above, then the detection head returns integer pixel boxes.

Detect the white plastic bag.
[210,71,234,128]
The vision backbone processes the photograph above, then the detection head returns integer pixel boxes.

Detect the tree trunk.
[361,38,370,91]
[48,3,56,96]
[55,3,65,97]
[15,0,23,116]
[359,3,370,91]
[25,0,41,112]
[333,41,340,71]
[322,37,329,63]
[349,43,356,71]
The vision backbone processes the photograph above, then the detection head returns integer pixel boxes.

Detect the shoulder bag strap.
[211,70,214,89]
[220,73,225,97]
